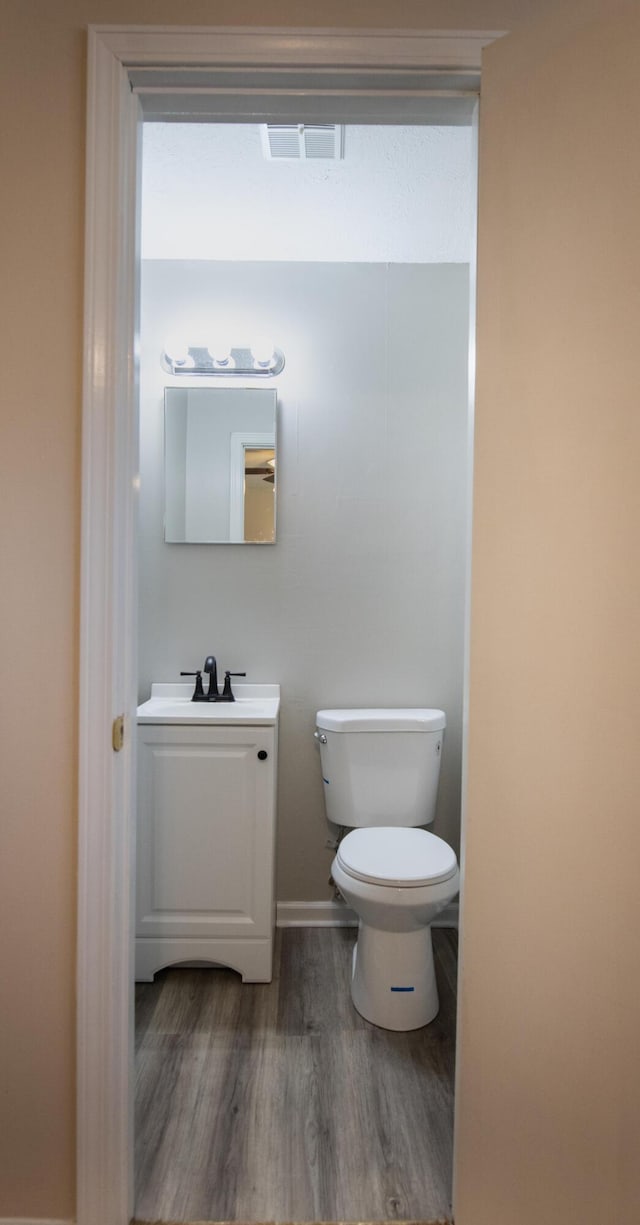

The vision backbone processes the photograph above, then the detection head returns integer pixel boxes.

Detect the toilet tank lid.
[316,708,446,732]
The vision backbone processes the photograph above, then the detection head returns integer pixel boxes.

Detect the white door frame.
[80,24,491,1225]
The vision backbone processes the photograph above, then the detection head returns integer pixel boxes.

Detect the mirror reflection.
[164,387,277,543]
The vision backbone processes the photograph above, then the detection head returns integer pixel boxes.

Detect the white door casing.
[80,25,488,1225]
[79,32,141,1225]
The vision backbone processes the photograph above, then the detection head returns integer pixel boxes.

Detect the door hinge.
[112,714,125,752]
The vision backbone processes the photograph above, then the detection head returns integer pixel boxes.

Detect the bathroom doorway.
[78,28,482,1225]
[133,113,475,1220]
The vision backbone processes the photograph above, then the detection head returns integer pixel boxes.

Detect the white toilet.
[315,708,459,1031]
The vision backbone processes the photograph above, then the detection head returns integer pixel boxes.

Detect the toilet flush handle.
[314,730,327,744]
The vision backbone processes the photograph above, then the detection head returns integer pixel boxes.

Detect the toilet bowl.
[332,826,459,1029]
[316,708,459,1031]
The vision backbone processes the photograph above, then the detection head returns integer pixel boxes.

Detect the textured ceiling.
[142,123,473,263]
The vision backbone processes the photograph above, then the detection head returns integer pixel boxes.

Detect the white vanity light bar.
[161,345,285,377]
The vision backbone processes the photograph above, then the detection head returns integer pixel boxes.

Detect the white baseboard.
[277,899,459,928]
[277,899,358,926]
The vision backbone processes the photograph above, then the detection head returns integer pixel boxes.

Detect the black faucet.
[181,657,246,702]
[203,655,218,699]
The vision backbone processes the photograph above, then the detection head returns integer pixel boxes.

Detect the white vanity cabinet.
[135,684,279,983]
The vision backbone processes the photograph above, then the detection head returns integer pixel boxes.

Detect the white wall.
[139,258,470,899]
[142,123,474,263]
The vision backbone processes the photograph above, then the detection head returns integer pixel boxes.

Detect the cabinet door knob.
[257,750,268,760]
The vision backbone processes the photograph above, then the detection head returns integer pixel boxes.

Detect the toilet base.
[351,922,439,1030]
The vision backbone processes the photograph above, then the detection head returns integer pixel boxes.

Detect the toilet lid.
[336,827,458,888]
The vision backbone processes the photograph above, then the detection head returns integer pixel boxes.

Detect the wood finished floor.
[135,926,458,1223]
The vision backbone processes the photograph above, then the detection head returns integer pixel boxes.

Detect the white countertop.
[137,682,280,725]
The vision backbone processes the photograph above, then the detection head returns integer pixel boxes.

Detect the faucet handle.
[180,670,205,700]
[221,671,246,702]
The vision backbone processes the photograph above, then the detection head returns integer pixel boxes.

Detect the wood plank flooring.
[135,926,458,1223]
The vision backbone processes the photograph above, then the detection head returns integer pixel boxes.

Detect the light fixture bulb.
[252,338,276,367]
[164,335,190,365]
[210,337,232,364]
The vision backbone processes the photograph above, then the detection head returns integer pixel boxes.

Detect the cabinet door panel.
[136,724,275,939]
[151,744,253,912]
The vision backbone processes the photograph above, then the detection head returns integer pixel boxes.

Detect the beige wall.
[2,0,636,1219]
[456,3,640,1222]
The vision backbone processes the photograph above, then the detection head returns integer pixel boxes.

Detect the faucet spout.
[203,655,218,700]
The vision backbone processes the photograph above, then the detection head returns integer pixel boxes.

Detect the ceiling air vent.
[261,124,344,161]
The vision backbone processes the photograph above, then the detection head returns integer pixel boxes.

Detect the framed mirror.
[164,387,277,543]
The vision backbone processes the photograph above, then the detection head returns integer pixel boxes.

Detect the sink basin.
[137,682,280,725]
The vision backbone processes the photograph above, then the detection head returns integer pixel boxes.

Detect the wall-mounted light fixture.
[162,344,285,378]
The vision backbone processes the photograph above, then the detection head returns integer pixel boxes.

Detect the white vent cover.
[261,124,344,161]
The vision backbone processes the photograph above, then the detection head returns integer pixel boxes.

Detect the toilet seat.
[336,827,458,888]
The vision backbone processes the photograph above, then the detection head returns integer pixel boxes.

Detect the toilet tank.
[315,708,446,828]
